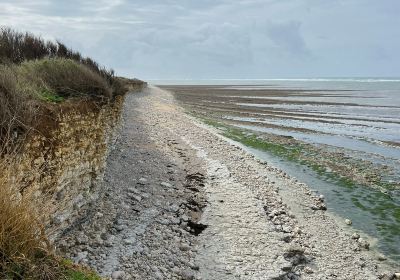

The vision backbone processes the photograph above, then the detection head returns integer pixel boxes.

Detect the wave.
[150,78,400,83]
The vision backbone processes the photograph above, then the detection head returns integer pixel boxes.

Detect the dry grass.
[0,156,58,279]
[0,65,38,152]
[19,58,113,100]
[0,154,102,279]
[0,27,114,85]
[0,58,115,151]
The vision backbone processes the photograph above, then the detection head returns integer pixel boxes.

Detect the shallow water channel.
[228,138,400,264]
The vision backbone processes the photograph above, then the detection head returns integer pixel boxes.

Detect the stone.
[311,203,327,210]
[284,245,305,258]
[75,234,89,245]
[377,254,387,261]
[124,238,136,245]
[181,214,189,222]
[154,272,164,279]
[394,272,400,279]
[180,269,195,280]
[95,212,104,218]
[345,219,352,225]
[351,233,360,239]
[304,266,314,274]
[74,251,88,263]
[138,177,148,183]
[115,224,126,232]
[130,194,142,202]
[53,213,68,226]
[128,187,140,194]
[111,271,125,279]
[161,182,173,188]
[179,244,191,251]
[282,226,292,233]
[358,238,370,249]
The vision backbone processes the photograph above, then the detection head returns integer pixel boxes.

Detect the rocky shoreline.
[59,86,398,279]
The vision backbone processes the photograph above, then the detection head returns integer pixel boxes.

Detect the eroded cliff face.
[3,96,125,238]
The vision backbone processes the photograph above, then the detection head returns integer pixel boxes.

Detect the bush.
[19,58,113,100]
[0,65,38,151]
[0,27,115,85]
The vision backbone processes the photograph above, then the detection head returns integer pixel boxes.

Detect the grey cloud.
[0,0,399,78]
[266,21,310,56]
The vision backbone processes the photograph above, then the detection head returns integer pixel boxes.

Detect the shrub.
[19,58,113,100]
[0,27,115,85]
[0,65,38,151]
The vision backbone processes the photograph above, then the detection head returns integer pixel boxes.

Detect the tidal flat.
[163,82,400,263]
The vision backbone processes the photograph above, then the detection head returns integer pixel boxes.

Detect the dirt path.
[59,86,395,279]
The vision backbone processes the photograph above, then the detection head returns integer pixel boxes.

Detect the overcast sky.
[1,0,399,79]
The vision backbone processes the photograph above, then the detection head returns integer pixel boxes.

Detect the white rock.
[180,269,195,280]
[124,238,135,245]
[345,219,352,225]
[128,187,140,194]
[377,254,387,261]
[179,244,191,251]
[294,227,302,234]
[304,266,314,274]
[130,194,142,202]
[111,271,125,279]
[351,233,360,239]
[358,238,370,249]
[161,182,173,188]
[138,177,147,183]
[74,251,88,263]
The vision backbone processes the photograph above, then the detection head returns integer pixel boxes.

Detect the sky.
[1,0,400,79]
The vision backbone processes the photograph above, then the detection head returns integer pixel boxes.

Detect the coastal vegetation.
[0,27,144,279]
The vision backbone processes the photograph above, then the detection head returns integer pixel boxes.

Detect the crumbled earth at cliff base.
[58,86,397,280]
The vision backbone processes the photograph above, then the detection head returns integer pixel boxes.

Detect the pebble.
[377,254,387,261]
[180,269,195,280]
[293,227,301,234]
[111,271,125,279]
[74,251,88,263]
[351,233,360,239]
[304,266,314,274]
[138,178,147,184]
[345,219,352,225]
[161,182,173,188]
[179,244,191,251]
[130,194,142,202]
[357,238,370,249]
[123,238,135,245]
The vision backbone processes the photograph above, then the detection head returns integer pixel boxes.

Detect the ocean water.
[154,78,400,158]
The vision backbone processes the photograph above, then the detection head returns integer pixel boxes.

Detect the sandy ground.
[58,86,397,280]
